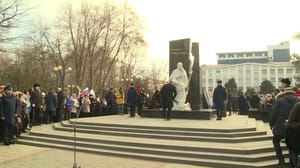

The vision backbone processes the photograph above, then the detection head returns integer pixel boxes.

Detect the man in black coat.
[0,85,18,145]
[105,88,117,114]
[127,83,138,117]
[160,81,177,120]
[45,88,57,123]
[30,84,42,125]
[213,80,227,120]
[56,87,64,122]
[270,78,298,167]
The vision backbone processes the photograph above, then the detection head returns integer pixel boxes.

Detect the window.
[208,79,213,83]
[287,69,292,73]
[262,69,267,74]
[278,69,284,74]
[270,69,275,75]
[237,54,243,57]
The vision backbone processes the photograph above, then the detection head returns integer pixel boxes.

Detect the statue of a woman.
[169,62,188,110]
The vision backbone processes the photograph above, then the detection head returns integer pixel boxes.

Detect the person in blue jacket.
[213,80,226,120]
[126,83,138,117]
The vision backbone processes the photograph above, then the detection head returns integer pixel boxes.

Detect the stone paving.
[0,114,259,168]
[0,144,208,168]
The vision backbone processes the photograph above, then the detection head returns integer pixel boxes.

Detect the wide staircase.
[17,115,288,168]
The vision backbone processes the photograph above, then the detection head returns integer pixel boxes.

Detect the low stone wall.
[248,108,271,122]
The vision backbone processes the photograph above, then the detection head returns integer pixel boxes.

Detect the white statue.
[170,62,189,110]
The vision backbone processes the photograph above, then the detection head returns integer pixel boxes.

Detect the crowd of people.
[0,82,155,145]
[212,78,300,167]
[1,79,300,167]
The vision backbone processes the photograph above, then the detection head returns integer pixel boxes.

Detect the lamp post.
[53,65,72,93]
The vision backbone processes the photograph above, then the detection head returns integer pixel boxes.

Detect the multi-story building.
[217,41,290,64]
[201,62,294,93]
[201,41,294,93]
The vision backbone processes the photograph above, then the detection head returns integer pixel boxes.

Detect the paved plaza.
[0,114,276,168]
[0,144,206,168]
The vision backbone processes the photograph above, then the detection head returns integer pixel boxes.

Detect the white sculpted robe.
[169,62,188,110]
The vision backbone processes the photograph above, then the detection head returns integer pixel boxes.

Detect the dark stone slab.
[248,108,271,122]
[141,109,216,120]
[169,39,202,110]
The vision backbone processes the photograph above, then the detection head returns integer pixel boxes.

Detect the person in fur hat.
[270,78,298,167]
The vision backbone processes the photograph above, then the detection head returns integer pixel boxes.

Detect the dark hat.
[4,85,13,90]
[217,80,222,83]
[280,78,291,86]
[33,83,40,87]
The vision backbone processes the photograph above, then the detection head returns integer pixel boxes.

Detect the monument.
[169,38,201,110]
[141,38,215,120]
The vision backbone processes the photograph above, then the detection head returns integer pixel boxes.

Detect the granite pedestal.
[141,109,216,120]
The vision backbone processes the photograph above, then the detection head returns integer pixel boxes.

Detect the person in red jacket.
[296,88,300,98]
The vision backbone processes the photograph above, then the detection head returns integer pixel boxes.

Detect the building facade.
[217,41,290,64]
[201,62,294,93]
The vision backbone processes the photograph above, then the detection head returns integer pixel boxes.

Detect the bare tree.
[60,1,145,94]
[0,0,24,43]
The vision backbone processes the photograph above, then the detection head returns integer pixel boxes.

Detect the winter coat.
[270,88,298,137]
[115,90,125,105]
[65,98,74,113]
[31,90,42,108]
[57,92,64,111]
[105,92,117,107]
[238,95,249,115]
[286,122,300,154]
[81,96,91,113]
[127,87,138,107]
[0,95,18,126]
[160,83,177,108]
[45,92,57,112]
[138,92,147,105]
[213,86,227,108]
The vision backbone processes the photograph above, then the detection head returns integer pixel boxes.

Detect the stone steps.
[18,136,280,168]
[54,123,271,143]
[17,115,286,167]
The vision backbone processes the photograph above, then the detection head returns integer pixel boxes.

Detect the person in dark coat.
[213,80,226,120]
[137,88,147,116]
[45,88,57,124]
[0,85,18,145]
[126,83,138,117]
[286,102,300,168]
[56,87,64,122]
[30,84,42,125]
[270,78,298,167]
[250,93,261,108]
[105,88,117,114]
[160,82,177,120]
[238,92,249,115]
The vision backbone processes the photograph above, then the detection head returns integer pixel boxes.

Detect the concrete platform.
[141,109,216,120]
[13,115,283,168]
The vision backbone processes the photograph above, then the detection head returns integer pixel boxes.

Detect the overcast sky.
[22,0,300,65]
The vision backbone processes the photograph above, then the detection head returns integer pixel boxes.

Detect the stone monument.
[140,38,215,120]
[169,38,202,110]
